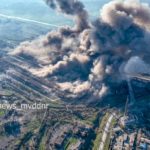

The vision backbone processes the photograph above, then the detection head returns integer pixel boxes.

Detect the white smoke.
[124,56,150,75]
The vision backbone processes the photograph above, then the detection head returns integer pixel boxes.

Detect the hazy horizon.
[0,0,149,26]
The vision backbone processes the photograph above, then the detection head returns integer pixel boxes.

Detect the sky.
[0,0,111,26]
[0,0,150,48]
[0,0,149,26]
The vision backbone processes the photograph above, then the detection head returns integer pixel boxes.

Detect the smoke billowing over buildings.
[10,0,150,102]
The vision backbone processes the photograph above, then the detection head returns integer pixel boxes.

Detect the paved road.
[126,73,150,82]
[99,113,115,150]
[129,74,150,82]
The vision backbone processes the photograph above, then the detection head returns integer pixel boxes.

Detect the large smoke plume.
[45,0,89,31]
[10,0,150,102]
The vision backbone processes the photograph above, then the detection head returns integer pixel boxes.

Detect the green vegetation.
[65,137,78,150]
[39,136,46,150]
[27,119,41,131]
[73,110,98,126]
[39,143,46,150]
[92,113,110,150]
[39,131,47,150]
[16,132,33,150]
[0,90,13,96]
[103,118,117,150]
[83,112,98,126]
[92,112,117,150]
[0,110,5,116]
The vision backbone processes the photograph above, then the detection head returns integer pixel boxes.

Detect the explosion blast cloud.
[45,0,89,31]
[10,0,150,102]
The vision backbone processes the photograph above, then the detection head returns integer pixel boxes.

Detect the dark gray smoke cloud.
[45,0,89,31]
[100,0,150,29]
[10,0,150,102]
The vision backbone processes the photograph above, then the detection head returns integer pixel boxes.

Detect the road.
[99,113,115,150]
[129,74,150,82]
[125,73,150,82]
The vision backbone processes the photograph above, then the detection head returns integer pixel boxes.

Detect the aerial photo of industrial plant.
[0,0,150,149]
